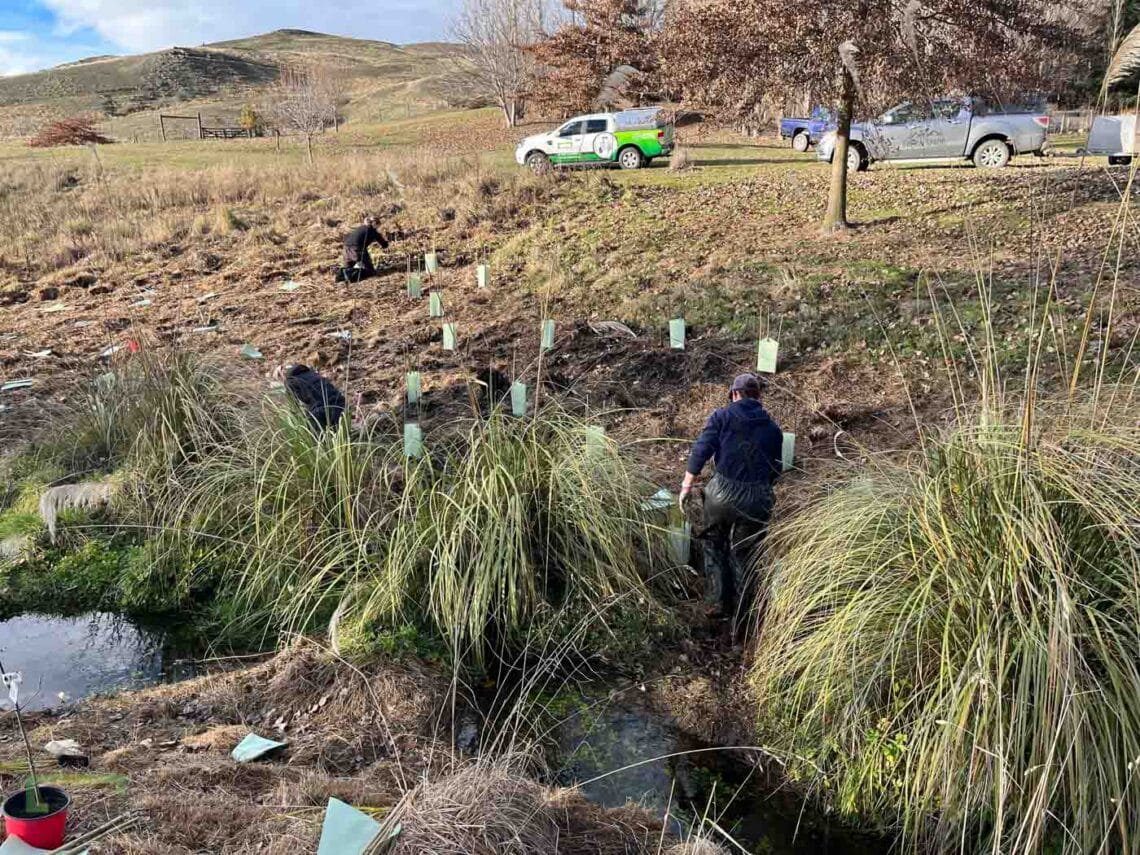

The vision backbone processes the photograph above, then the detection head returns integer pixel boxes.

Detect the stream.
[2,613,887,852]
[544,688,888,854]
[0,612,194,711]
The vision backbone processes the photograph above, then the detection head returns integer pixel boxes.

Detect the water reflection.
[0,612,193,710]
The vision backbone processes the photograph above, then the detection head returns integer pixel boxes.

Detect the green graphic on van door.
[517,109,674,170]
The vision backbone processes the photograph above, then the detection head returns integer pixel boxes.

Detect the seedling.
[757,338,779,374]
[669,318,686,350]
[1,666,45,816]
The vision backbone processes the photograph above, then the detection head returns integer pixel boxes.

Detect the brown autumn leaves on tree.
[528,0,657,117]
[659,0,1090,233]
[521,0,1093,233]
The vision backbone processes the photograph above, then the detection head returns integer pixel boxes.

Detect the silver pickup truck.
[817,97,1049,171]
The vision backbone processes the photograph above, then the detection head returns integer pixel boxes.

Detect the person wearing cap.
[341,215,388,280]
[680,373,783,626]
[272,363,347,431]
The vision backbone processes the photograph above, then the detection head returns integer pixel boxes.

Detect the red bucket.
[3,785,70,849]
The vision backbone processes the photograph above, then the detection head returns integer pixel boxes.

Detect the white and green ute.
[516,108,674,172]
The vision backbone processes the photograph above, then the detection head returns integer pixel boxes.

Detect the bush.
[750,393,1140,852]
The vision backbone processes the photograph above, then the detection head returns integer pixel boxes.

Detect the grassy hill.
[0,29,475,139]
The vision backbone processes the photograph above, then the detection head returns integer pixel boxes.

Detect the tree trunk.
[821,67,857,235]
[306,134,314,165]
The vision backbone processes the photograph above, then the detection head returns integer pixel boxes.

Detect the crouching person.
[273,364,346,431]
[680,373,782,634]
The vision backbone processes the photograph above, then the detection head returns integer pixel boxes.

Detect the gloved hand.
[678,487,691,514]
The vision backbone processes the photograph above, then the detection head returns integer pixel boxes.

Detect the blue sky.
[0,0,453,76]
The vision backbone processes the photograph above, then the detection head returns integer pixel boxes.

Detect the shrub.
[750,393,1140,852]
[29,117,113,148]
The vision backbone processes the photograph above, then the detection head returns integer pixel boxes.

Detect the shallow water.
[549,689,888,854]
[0,612,193,711]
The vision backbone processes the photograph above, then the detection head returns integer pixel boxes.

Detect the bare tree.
[452,0,544,127]
[269,65,338,163]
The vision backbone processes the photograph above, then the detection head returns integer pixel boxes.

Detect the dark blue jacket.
[686,399,783,485]
[284,366,346,430]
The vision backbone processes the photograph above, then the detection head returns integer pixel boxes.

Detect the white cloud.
[39,0,454,54]
[0,31,31,43]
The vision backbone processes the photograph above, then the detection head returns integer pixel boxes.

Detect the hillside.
[0,30,475,138]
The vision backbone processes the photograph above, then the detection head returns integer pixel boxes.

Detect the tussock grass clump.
[380,759,559,854]
[344,410,663,663]
[751,394,1140,852]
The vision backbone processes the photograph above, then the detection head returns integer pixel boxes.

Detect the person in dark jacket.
[342,216,388,280]
[275,364,346,430]
[680,373,783,626]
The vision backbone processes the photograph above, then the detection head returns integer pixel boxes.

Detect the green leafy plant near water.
[751,268,1140,851]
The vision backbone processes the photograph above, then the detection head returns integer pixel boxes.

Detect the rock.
[37,286,60,302]
[44,738,88,767]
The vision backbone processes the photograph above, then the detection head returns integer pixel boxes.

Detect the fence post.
[159,115,167,142]
[197,112,203,140]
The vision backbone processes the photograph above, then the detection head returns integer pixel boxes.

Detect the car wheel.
[846,146,865,173]
[526,151,551,175]
[973,140,1011,169]
[618,147,644,170]
[792,131,810,153]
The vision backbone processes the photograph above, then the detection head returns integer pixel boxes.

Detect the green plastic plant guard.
[406,372,421,405]
[239,344,263,360]
[757,338,779,374]
[669,318,686,350]
[586,425,606,453]
[279,281,301,292]
[1,380,34,392]
[540,319,555,351]
[407,274,422,298]
[476,264,489,288]
[0,836,87,854]
[669,522,692,565]
[442,323,457,351]
[429,292,443,318]
[641,487,674,512]
[404,423,424,458]
[510,381,527,416]
[231,733,286,763]
[317,797,395,855]
[782,431,796,472]
[425,251,438,274]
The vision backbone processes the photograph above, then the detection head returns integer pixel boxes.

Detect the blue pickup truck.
[778,107,835,152]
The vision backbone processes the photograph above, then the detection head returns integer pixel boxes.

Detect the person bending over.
[342,215,388,280]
